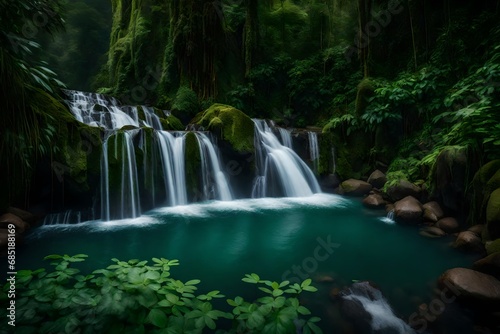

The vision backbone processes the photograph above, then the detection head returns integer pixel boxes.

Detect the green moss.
[160,114,184,131]
[185,132,201,201]
[355,77,375,116]
[194,104,254,153]
[468,160,500,225]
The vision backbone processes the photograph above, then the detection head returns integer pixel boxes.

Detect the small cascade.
[195,133,233,201]
[308,131,319,174]
[142,106,163,130]
[101,131,142,220]
[252,119,321,197]
[156,131,188,206]
[43,210,82,225]
[341,282,415,333]
[278,128,293,149]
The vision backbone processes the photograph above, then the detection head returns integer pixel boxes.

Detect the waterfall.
[142,106,163,130]
[43,210,81,225]
[278,128,293,149]
[252,119,321,197]
[308,131,319,174]
[156,131,188,206]
[101,131,142,220]
[341,282,415,333]
[195,133,233,201]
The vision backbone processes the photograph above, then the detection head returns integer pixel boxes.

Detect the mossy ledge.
[192,104,254,153]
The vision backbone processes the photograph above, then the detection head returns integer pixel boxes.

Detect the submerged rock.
[422,201,444,222]
[363,193,387,209]
[394,196,423,223]
[340,179,372,196]
[438,268,500,305]
[368,170,387,189]
[420,226,447,238]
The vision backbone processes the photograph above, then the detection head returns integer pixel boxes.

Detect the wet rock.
[7,207,38,225]
[453,231,485,253]
[420,226,447,238]
[438,268,500,305]
[394,196,423,223]
[0,213,30,233]
[436,217,460,234]
[474,252,500,278]
[422,201,444,222]
[340,179,372,197]
[367,170,387,189]
[468,224,485,236]
[387,180,422,201]
[363,194,387,209]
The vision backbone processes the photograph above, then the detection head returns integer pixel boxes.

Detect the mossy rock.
[193,104,254,153]
[486,188,500,239]
[184,132,201,201]
[355,77,375,117]
[468,160,500,226]
[486,239,500,256]
[160,114,184,131]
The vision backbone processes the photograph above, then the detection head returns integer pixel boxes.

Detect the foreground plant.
[1,254,322,334]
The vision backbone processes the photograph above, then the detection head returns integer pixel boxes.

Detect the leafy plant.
[1,255,322,334]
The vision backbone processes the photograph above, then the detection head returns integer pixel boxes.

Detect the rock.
[432,146,468,214]
[420,226,447,238]
[315,274,335,283]
[468,224,485,236]
[0,213,30,233]
[436,217,460,234]
[438,268,500,305]
[454,231,485,253]
[386,180,422,201]
[367,170,387,189]
[394,196,423,223]
[7,207,38,225]
[385,204,395,214]
[320,173,341,190]
[362,194,387,209]
[422,201,444,222]
[474,252,500,278]
[486,188,500,240]
[340,179,372,196]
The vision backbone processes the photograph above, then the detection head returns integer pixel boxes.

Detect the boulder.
[474,252,500,278]
[362,193,387,209]
[432,146,468,214]
[386,180,421,201]
[486,239,500,256]
[394,196,423,223]
[420,226,447,238]
[436,217,460,234]
[438,268,500,305]
[468,224,485,236]
[340,179,372,196]
[0,213,30,233]
[422,201,444,222]
[486,188,500,240]
[367,170,387,189]
[7,207,38,225]
[453,231,485,253]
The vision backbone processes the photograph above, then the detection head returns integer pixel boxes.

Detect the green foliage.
[172,86,200,120]
[2,255,322,334]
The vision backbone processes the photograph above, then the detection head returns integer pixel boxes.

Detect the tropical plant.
[1,255,322,334]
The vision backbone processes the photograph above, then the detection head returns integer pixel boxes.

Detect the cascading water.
[195,133,233,201]
[101,131,142,220]
[156,131,188,206]
[308,131,319,174]
[252,119,321,198]
[278,128,293,149]
[42,210,82,225]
